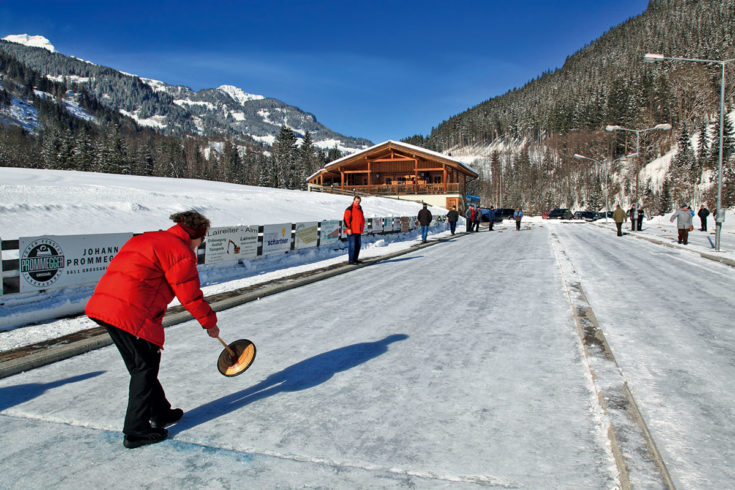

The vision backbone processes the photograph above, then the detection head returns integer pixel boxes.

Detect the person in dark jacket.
[85,210,220,449]
[417,203,432,243]
[636,205,645,231]
[344,195,365,264]
[487,206,496,231]
[447,206,459,235]
[698,205,710,231]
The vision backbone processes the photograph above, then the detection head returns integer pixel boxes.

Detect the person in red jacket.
[343,195,365,264]
[86,210,220,449]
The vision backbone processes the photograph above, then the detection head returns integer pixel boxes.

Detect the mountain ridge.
[0,34,371,153]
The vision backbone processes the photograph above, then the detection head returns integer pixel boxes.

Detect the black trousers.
[615,222,623,236]
[701,218,707,231]
[104,324,171,436]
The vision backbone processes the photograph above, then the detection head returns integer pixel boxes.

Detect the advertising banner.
[18,233,132,292]
[320,220,341,247]
[294,222,318,250]
[262,223,292,255]
[204,225,259,264]
[370,217,384,234]
[400,216,410,232]
[382,217,393,232]
[393,217,402,231]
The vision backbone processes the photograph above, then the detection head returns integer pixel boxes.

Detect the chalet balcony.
[309,182,461,196]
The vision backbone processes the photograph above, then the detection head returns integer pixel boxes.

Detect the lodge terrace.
[306,140,479,211]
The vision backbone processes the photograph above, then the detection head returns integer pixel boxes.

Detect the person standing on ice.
[613,204,627,236]
[465,205,475,232]
[344,195,365,264]
[670,203,694,245]
[698,204,710,231]
[628,204,638,231]
[636,204,645,231]
[514,208,523,231]
[487,206,496,231]
[85,210,220,449]
[417,202,432,243]
[447,205,459,235]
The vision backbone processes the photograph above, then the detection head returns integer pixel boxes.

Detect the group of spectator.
[611,202,712,245]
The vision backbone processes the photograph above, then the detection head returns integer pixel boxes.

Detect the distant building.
[307,140,478,211]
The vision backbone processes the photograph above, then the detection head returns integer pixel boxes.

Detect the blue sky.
[0,0,649,143]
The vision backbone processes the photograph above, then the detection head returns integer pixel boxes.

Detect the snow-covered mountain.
[0,35,371,153]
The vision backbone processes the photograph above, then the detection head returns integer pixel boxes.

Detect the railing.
[310,183,460,196]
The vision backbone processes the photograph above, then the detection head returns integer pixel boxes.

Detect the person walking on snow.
[698,205,710,231]
[514,208,523,231]
[636,204,645,231]
[612,204,627,236]
[344,195,365,264]
[417,203,432,243]
[85,210,220,449]
[670,203,694,245]
[447,206,459,235]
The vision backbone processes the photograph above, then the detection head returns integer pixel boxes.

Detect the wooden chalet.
[306,140,478,211]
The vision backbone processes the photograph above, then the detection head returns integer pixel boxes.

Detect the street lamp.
[644,52,734,252]
[574,153,638,224]
[605,123,672,228]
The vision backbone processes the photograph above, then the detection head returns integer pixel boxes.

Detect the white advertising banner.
[393,217,402,231]
[18,233,132,292]
[294,222,318,250]
[320,220,341,247]
[204,225,259,264]
[370,217,384,234]
[262,223,292,255]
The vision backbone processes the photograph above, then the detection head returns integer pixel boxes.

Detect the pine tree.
[669,125,696,205]
[271,126,298,188]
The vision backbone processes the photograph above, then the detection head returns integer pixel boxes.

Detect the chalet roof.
[307,140,478,180]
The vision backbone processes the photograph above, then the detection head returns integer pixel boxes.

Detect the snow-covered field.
[1,168,734,487]
[0,167,453,345]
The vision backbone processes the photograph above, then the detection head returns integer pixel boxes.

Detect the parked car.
[493,208,515,222]
[541,210,550,219]
[578,211,601,221]
[548,208,573,220]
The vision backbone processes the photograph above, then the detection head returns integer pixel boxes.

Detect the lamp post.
[605,123,672,229]
[574,153,638,224]
[644,52,734,252]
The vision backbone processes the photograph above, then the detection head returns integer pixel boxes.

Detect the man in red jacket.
[86,210,220,449]
[343,195,365,264]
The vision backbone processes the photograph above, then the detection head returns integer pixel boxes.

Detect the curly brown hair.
[170,210,210,239]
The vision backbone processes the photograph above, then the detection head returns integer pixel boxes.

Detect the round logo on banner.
[20,238,66,288]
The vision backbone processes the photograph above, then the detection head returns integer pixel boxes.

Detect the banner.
[18,233,132,292]
[400,216,410,232]
[294,222,318,250]
[262,223,292,255]
[320,220,341,247]
[393,217,402,231]
[204,225,259,264]
[370,217,383,234]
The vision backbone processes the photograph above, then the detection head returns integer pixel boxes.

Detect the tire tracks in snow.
[549,229,675,490]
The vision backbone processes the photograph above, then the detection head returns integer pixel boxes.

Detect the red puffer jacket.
[343,204,365,234]
[85,224,217,348]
